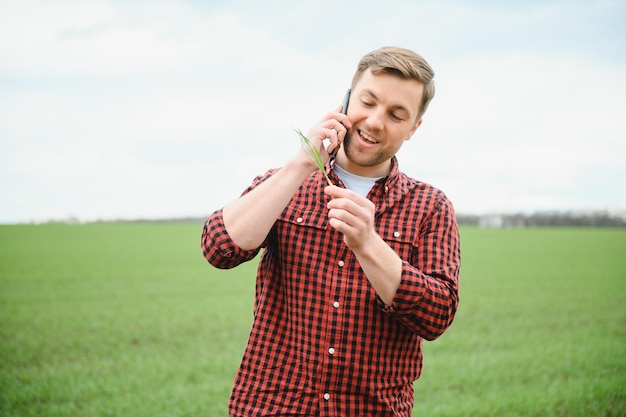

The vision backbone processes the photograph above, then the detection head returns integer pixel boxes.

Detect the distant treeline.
[24,211,626,228]
[457,211,626,228]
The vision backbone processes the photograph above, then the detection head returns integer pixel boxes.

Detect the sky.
[1,0,625,223]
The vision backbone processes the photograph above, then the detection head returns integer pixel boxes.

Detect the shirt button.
[393,231,400,238]
[328,347,335,355]
[333,301,339,308]
[324,393,330,401]
[338,260,344,267]
[296,217,303,223]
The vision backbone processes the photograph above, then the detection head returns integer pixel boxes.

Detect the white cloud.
[0,0,115,75]
[0,0,624,222]
[0,0,291,78]
[399,52,626,213]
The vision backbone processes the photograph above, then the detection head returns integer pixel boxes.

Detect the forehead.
[354,70,424,119]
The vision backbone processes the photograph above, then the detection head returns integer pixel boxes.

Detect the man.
[202,46,460,416]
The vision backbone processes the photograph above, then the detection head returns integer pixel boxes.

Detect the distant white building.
[478,214,504,229]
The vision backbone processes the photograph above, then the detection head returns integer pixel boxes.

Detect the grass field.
[0,223,624,416]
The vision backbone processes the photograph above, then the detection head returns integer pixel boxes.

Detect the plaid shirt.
[202,157,460,417]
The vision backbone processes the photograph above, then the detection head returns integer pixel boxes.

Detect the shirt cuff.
[203,209,260,267]
[376,261,426,314]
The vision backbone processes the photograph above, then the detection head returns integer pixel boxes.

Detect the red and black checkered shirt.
[202,157,460,417]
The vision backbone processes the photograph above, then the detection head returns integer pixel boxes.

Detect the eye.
[390,113,404,122]
[360,100,374,107]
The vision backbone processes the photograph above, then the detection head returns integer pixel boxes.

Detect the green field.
[1,223,624,416]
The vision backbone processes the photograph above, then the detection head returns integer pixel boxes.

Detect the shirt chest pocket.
[279,204,328,229]
[275,204,329,262]
[378,220,417,262]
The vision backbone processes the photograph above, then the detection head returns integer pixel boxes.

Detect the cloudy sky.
[1,0,624,223]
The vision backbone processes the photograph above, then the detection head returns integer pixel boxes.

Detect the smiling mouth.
[360,130,379,144]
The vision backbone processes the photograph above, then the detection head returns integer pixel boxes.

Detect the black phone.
[330,89,351,159]
[341,88,351,115]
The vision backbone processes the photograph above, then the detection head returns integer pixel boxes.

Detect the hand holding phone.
[329,89,351,158]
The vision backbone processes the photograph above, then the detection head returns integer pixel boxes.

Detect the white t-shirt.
[334,164,383,197]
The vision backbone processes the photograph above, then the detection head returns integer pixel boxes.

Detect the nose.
[367,107,385,131]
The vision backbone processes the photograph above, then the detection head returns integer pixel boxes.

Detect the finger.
[327,198,366,225]
[324,185,345,199]
[330,120,347,140]
[328,204,369,234]
[333,109,352,130]
[325,186,362,202]
[320,117,347,133]
[320,127,341,154]
[325,109,351,129]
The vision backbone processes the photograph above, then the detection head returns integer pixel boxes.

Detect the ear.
[405,119,422,141]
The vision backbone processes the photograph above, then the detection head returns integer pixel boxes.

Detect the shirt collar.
[328,156,401,187]
[381,156,400,189]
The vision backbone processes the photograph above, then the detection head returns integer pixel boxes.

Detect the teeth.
[361,131,378,143]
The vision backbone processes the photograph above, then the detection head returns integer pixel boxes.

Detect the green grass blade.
[295,129,333,186]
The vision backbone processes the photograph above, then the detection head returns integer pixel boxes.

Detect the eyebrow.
[362,89,412,116]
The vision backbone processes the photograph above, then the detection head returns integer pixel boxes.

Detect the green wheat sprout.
[295,128,333,186]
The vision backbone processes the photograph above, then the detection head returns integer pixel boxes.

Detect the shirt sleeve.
[201,208,261,269]
[200,169,279,269]
[378,194,461,340]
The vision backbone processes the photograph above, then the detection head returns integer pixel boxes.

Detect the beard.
[342,129,394,168]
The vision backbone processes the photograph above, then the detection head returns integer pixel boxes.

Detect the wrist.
[284,154,318,181]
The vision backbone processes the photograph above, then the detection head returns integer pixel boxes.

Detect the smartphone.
[341,88,351,115]
[330,88,351,158]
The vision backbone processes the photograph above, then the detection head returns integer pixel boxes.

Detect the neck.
[335,150,392,178]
